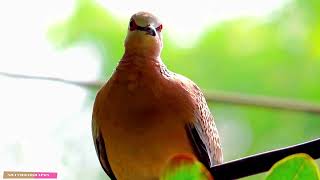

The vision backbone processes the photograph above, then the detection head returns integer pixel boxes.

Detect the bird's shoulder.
[169,72,224,165]
[169,72,204,100]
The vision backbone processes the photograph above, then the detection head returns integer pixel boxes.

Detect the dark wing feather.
[176,74,223,167]
[92,121,117,180]
[185,123,212,169]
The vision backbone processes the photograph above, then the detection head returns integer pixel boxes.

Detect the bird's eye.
[129,19,138,31]
[156,24,163,32]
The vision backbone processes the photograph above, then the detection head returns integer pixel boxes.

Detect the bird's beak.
[144,25,156,36]
[136,25,156,36]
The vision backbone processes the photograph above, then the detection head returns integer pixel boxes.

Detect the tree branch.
[205,91,320,114]
[0,71,102,89]
[210,138,320,179]
[1,71,320,114]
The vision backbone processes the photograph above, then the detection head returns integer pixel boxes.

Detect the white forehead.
[131,12,162,27]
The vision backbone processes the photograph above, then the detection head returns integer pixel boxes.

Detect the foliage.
[160,154,213,180]
[266,153,320,180]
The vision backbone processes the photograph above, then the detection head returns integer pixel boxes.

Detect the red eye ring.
[129,19,138,31]
[156,24,163,32]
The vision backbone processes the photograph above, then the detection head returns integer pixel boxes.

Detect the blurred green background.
[0,0,319,179]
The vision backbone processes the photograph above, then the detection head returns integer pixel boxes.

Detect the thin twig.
[211,138,320,179]
[1,71,320,114]
[0,71,102,89]
[205,91,320,114]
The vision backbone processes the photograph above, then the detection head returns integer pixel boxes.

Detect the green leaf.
[160,154,213,180]
[265,153,320,180]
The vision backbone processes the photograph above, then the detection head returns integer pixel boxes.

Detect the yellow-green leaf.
[160,153,213,180]
[265,153,320,180]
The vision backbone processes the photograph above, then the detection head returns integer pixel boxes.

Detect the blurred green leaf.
[160,154,212,180]
[47,0,126,77]
[265,153,320,180]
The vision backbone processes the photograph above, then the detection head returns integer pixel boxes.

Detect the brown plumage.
[92,11,223,180]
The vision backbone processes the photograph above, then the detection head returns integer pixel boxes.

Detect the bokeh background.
[0,0,319,179]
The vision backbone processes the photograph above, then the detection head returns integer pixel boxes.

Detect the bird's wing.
[92,91,117,180]
[186,84,223,167]
[176,75,223,168]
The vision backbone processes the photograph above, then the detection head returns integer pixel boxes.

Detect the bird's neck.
[123,47,161,59]
[115,51,167,85]
[120,50,162,67]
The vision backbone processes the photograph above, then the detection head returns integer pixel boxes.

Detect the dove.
[92,11,223,180]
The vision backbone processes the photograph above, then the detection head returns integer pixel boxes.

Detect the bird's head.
[124,12,163,58]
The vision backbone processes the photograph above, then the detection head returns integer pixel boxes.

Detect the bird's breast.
[102,108,194,180]
[98,68,196,179]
